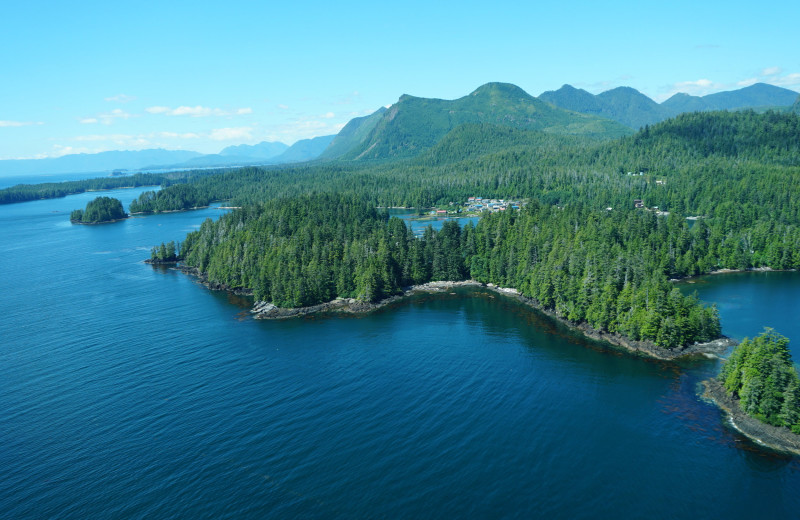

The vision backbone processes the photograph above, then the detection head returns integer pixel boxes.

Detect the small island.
[704,329,800,455]
[70,196,128,224]
[145,240,182,264]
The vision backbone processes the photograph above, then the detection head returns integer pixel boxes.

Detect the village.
[429,196,525,216]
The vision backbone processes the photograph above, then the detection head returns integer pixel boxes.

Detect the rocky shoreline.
[487,285,735,360]
[177,265,254,296]
[702,379,800,456]
[173,262,733,360]
[250,280,484,319]
[246,277,733,360]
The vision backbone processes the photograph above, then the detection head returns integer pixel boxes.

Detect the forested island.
[704,329,800,454]
[70,196,127,224]
[130,185,211,213]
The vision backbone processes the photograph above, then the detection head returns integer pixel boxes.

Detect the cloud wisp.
[0,120,44,127]
[145,106,252,117]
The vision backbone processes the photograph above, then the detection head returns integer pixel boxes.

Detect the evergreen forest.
[719,329,800,434]
[70,196,127,224]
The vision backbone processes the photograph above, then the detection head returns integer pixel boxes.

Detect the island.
[703,329,800,455]
[70,196,128,224]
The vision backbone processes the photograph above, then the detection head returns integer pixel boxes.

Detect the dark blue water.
[3,190,800,519]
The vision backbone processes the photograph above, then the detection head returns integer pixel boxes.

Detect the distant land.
[2,81,797,178]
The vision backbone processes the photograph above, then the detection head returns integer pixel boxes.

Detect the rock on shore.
[703,378,800,456]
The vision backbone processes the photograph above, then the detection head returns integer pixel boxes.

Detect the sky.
[1,0,799,161]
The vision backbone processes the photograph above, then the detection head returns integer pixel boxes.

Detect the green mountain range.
[540,82,799,129]
[329,82,633,161]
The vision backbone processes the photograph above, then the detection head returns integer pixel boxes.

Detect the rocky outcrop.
[703,379,800,456]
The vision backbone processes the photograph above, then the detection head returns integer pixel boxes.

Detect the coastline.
[174,262,733,360]
[476,284,736,360]
[702,379,800,456]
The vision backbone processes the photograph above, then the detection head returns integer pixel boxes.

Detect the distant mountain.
[540,85,664,128]
[337,82,632,161]
[0,149,203,177]
[219,141,289,160]
[270,135,336,163]
[163,136,336,170]
[595,87,665,129]
[319,107,386,160]
[793,95,800,114]
[541,82,800,129]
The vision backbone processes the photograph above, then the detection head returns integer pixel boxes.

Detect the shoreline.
[476,284,736,360]
[702,379,800,456]
[173,263,733,361]
[241,274,734,360]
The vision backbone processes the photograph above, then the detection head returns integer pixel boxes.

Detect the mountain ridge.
[541,82,800,129]
[333,82,633,161]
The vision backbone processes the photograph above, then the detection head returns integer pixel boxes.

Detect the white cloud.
[74,133,136,142]
[145,105,252,117]
[172,106,212,116]
[277,104,289,110]
[769,72,800,88]
[79,109,135,125]
[209,127,254,141]
[737,78,759,87]
[322,112,335,119]
[762,67,783,76]
[105,94,136,103]
[146,106,171,114]
[0,120,43,127]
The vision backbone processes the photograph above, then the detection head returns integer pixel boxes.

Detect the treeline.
[719,329,800,434]
[130,184,212,213]
[70,196,127,224]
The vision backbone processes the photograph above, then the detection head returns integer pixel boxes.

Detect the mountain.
[0,149,203,177]
[270,135,336,163]
[162,136,336,169]
[540,85,664,128]
[219,141,289,160]
[595,87,665,128]
[793,95,800,114]
[337,82,632,161]
[319,107,386,160]
[662,83,800,116]
[542,82,800,129]
[700,83,799,110]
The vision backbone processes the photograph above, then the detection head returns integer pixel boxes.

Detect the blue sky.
[1,0,798,160]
